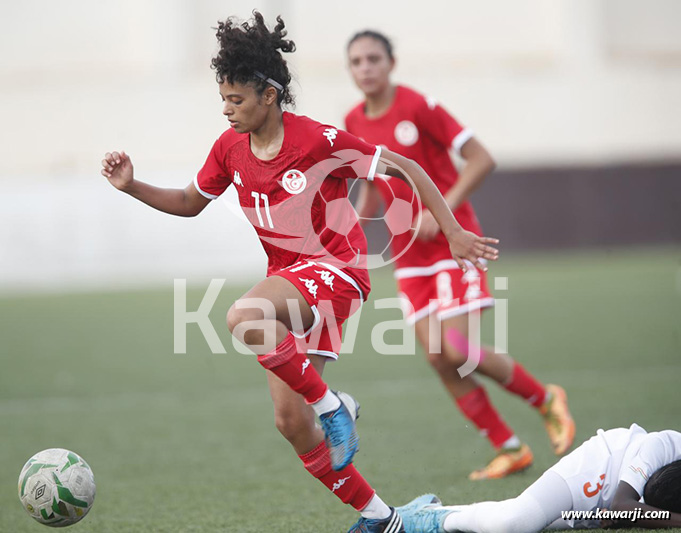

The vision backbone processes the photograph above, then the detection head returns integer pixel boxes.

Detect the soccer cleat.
[319,391,360,471]
[348,506,405,533]
[539,384,575,455]
[396,494,441,516]
[397,503,450,533]
[396,495,448,533]
[468,443,534,480]
[337,390,360,422]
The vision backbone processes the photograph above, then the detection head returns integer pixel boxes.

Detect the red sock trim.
[257,333,328,404]
[299,441,331,478]
[257,333,297,369]
[456,386,514,449]
[504,362,547,408]
[299,442,375,509]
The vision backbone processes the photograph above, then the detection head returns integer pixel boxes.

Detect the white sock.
[361,494,392,520]
[311,389,341,416]
[443,500,537,533]
[501,435,521,450]
[542,390,553,407]
[443,472,572,533]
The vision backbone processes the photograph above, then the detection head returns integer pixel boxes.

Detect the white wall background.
[1,0,680,291]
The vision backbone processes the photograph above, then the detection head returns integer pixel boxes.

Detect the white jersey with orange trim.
[549,424,681,528]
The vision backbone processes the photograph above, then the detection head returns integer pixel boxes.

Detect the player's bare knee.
[226,304,243,334]
[445,347,469,367]
[226,302,261,334]
[227,306,267,347]
[425,350,448,372]
[243,328,268,347]
[428,355,469,386]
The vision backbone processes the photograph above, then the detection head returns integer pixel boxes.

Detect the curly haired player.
[101,12,499,533]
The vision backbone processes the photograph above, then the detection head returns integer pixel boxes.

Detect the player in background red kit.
[345,30,575,480]
[101,13,498,533]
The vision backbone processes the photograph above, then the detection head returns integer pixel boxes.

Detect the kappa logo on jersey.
[426,95,438,110]
[394,120,419,146]
[331,476,352,492]
[301,358,310,375]
[233,170,243,187]
[299,277,318,299]
[315,269,335,291]
[323,128,338,146]
[281,169,307,195]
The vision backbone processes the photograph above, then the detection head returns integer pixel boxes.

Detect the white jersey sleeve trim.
[366,145,382,181]
[193,175,219,200]
[452,128,474,156]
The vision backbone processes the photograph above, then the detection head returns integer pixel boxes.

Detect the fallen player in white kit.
[397,424,681,532]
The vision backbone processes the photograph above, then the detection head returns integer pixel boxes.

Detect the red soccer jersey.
[194,112,381,298]
[345,85,483,275]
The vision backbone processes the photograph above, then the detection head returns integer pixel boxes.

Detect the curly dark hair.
[347,30,394,60]
[644,459,681,513]
[211,11,295,107]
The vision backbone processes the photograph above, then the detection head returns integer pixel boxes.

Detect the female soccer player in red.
[345,30,575,480]
[101,13,498,533]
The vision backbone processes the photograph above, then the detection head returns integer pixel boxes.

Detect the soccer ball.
[18,448,96,527]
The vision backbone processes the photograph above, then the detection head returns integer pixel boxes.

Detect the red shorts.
[273,260,366,359]
[395,259,494,325]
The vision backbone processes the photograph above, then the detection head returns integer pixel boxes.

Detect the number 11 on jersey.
[251,191,274,229]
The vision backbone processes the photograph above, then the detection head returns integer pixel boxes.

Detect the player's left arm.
[605,481,681,529]
[377,148,498,272]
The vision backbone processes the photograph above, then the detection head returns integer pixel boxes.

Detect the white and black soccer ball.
[18,448,96,527]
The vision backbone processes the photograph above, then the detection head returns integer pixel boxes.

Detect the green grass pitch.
[1,247,679,532]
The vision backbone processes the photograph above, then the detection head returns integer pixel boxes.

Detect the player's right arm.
[101,150,210,217]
